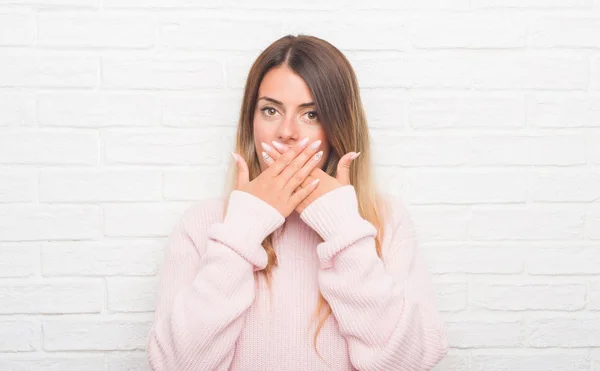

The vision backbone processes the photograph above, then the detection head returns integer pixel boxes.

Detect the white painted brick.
[104,129,221,165]
[587,204,600,239]
[471,350,589,371]
[587,134,600,165]
[431,350,470,371]
[39,169,162,202]
[469,205,585,240]
[38,92,161,128]
[349,0,470,9]
[361,90,408,129]
[0,130,98,165]
[424,246,523,274]
[0,0,98,6]
[160,92,241,128]
[233,0,344,9]
[0,355,106,371]
[371,134,470,166]
[0,320,41,351]
[410,206,470,241]
[349,56,425,89]
[164,167,227,201]
[595,58,600,90]
[101,57,223,90]
[0,55,97,88]
[446,318,524,348]
[472,0,593,7]
[528,95,600,128]
[160,17,282,51]
[103,0,220,7]
[410,95,525,130]
[431,280,467,312]
[107,352,151,371]
[0,242,38,277]
[103,202,189,237]
[41,239,165,276]
[0,92,36,127]
[590,280,600,310]
[0,10,34,46]
[0,204,101,241]
[593,349,600,371]
[107,277,158,313]
[403,170,529,204]
[282,13,409,51]
[224,52,266,89]
[530,17,600,48]
[352,54,588,89]
[0,279,103,314]
[471,135,586,166]
[407,15,527,49]
[0,169,36,202]
[470,279,587,311]
[531,170,600,202]
[43,317,151,351]
[38,12,155,48]
[374,167,409,198]
[526,246,600,274]
[527,315,600,347]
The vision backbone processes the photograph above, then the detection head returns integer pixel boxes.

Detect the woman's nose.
[275,115,298,142]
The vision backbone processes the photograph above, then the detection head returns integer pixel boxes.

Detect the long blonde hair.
[222,34,387,362]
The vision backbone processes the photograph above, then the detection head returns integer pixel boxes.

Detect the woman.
[146,34,448,371]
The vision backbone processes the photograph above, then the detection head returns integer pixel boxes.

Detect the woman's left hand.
[261,141,360,214]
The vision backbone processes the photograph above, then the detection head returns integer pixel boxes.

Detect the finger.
[266,137,312,177]
[299,173,318,189]
[260,142,284,167]
[336,152,360,185]
[278,138,322,185]
[271,140,290,153]
[232,152,250,190]
[261,151,275,166]
[289,178,320,205]
[284,149,323,193]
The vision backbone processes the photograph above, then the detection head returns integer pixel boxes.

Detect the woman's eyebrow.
[258,96,315,108]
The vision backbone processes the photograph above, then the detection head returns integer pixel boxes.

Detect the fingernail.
[272,140,286,150]
[311,178,320,186]
[231,152,238,162]
[310,140,322,150]
[261,151,272,163]
[313,150,323,161]
[299,137,309,147]
[261,142,273,152]
[351,152,361,160]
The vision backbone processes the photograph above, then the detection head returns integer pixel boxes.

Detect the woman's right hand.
[231,137,323,218]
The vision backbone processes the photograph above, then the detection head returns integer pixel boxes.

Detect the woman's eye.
[261,106,278,116]
[260,106,318,123]
[305,111,319,122]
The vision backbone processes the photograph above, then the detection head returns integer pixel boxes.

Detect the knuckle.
[289,162,301,173]
[292,173,304,184]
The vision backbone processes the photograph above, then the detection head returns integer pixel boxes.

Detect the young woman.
[146,35,448,371]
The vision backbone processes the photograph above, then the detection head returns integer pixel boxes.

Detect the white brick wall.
[0,0,599,369]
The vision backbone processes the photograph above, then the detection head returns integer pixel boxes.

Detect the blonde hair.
[222,34,387,363]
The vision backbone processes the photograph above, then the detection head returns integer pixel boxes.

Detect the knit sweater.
[146,185,449,371]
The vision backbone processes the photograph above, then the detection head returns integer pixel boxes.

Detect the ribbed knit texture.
[146,185,449,371]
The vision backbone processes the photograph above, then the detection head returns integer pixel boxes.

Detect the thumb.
[336,152,360,185]
[231,152,249,190]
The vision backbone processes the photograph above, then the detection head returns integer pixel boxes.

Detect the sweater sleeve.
[146,190,285,371]
[299,185,448,371]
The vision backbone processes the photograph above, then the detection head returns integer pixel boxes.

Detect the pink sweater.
[146,185,448,371]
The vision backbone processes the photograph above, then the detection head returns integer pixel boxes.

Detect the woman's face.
[253,65,330,172]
